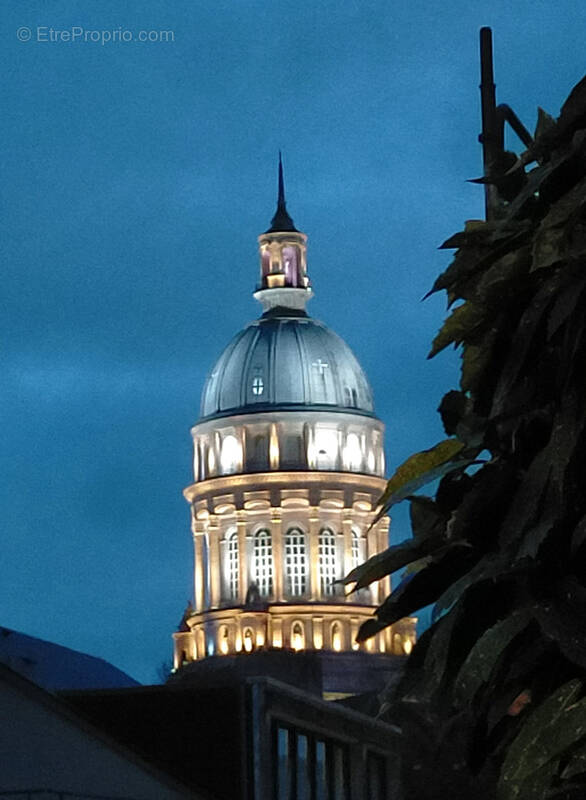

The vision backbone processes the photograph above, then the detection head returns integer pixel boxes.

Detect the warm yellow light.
[269,424,279,470]
[273,632,282,648]
[343,433,362,471]
[345,581,357,596]
[292,633,303,651]
[256,632,265,647]
[366,638,373,651]
[313,632,323,649]
[243,630,253,652]
[403,638,413,655]
[220,435,241,474]
[379,636,385,653]
[220,638,229,655]
[352,641,359,651]
[235,636,242,652]
[332,627,342,652]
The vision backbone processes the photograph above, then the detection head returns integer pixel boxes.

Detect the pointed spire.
[266,152,298,233]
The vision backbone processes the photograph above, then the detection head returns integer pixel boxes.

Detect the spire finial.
[266,152,298,233]
[278,150,285,207]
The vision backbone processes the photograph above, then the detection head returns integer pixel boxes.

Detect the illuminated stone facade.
[173,160,416,671]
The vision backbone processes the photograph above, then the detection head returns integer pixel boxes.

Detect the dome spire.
[255,156,312,313]
[266,152,298,233]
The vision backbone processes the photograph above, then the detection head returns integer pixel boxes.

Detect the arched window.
[344,432,362,471]
[285,527,307,596]
[331,622,342,651]
[291,621,305,651]
[254,529,273,597]
[218,625,229,655]
[243,627,254,653]
[227,531,239,601]
[220,434,241,474]
[319,527,337,596]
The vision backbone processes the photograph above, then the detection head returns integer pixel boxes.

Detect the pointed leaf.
[498,680,586,799]
[372,438,469,523]
[429,302,488,358]
[339,532,445,592]
[359,543,477,639]
[454,610,534,707]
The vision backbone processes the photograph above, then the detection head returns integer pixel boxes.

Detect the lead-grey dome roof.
[200,310,375,420]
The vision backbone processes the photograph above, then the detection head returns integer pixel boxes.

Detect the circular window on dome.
[251,376,264,396]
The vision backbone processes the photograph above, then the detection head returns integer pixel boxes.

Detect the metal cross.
[312,358,329,375]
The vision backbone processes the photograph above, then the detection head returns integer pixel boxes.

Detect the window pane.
[315,740,327,800]
[285,528,307,596]
[228,532,239,600]
[367,752,387,800]
[277,727,290,800]
[297,734,310,800]
[333,745,348,800]
[319,528,337,596]
[254,529,273,596]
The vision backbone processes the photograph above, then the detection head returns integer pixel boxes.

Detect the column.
[208,516,221,608]
[377,518,392,599]
[367,522,379,604]
[271,508,284,601]
[309,507,320,600]
[336,531,345,593]
[236,512,248,605]
[342,515,353,577]
[194,530,205,613]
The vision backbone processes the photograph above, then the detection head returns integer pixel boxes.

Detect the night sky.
[2,1,585,683]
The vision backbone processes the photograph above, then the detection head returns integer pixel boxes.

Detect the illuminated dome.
[200,309,375,421]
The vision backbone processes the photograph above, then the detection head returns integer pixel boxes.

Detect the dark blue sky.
[2,1,584,683]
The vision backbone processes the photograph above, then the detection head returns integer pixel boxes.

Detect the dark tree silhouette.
[343,76,586,799]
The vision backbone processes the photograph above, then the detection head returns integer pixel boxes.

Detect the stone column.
[367,521,379,604]
[309,507,320,600]
[342,515,354,577]
[331,530,346,595]
[194,530,205,613]
[236,512,248,605]
[208,516,220,608]
[377,518,391,599]
[271,508,283,601]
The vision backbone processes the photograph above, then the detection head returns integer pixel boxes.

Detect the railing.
[0,790,145,800]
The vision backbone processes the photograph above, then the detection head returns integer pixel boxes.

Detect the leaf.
[498,680,586,800]
[429,302,489,358]
[561,739,586,780]
[490,271,563,421]
[570,515,586,556]
[534,106,557,142]
[433,553,508,621]
[409,496,447,541]
[438,390,470,436]
[535,577,586,669]
[460,327,499,395]
[454,610,534,708]
[356,543,477,641]
[547,276,586,340]
[339,532,445,592]
[372,438,469,523]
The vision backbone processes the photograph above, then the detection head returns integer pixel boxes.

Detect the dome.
[199,309,375,421]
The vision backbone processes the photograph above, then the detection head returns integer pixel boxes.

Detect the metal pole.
[479,27,502,220]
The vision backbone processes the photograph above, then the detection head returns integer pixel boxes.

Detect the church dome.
[200,309,375,421]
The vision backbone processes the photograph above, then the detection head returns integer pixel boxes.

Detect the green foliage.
[348,75,586,798]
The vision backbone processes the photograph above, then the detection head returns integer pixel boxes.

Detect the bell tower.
[172,161,416,694]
